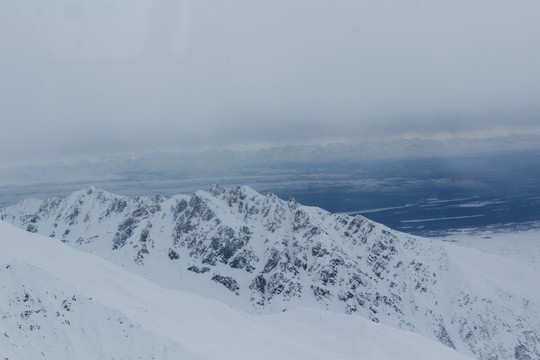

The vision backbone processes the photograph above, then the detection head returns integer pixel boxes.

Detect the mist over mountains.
[3,0,540,165]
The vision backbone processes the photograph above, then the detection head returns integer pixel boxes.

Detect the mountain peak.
[70,186,118,198]
[209,184,228,196]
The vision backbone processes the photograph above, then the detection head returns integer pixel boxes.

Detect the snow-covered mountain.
[2,186,540,359]
[1,221,476,360]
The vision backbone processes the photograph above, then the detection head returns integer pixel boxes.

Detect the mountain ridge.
[2,185,539,359]
[2,221,477,360]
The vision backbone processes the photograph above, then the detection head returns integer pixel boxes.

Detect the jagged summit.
[1,185,540,359]
[69,186,114,198]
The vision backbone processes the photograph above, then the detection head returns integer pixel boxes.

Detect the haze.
[1,0,539,166]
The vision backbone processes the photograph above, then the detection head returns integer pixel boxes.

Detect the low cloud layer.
[1,0,539,166]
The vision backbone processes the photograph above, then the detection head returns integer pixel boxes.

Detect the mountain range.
[1,185,539,359]
[0,220,475,360]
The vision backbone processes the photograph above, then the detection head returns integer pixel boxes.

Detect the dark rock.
[263,249,280,273]
[112,217,138,250]
[229,249,258,272]
[140,228,150,243]
[187,266,210,274]
[312,242,329,257]
[66,207,80,226]
[312,285,331,300]
[211,275,240,294]
[515,344,532,360]
[250,274,266,294]
[172,199,188,220]
[168,249,180,260]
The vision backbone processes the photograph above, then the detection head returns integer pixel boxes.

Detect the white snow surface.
[435,226,540,272]
[1,185,540,359]
[0,221,473,360]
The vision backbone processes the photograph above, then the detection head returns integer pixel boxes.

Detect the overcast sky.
[1,0,540,166]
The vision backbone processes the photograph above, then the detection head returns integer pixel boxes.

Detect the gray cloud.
[1,0,539,166]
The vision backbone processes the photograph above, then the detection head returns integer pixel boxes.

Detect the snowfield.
[434,226,540,273]
[0,221,473,360]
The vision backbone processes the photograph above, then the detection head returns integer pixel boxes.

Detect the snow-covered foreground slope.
[2,186,540,359]
[0,221,474,360]
[434,226,540,272]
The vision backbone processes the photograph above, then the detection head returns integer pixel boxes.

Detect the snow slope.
[0,221,473,360]
[434,226,540,272]
[2,185,540,359]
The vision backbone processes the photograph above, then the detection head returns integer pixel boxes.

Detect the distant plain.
[2,145,539,237]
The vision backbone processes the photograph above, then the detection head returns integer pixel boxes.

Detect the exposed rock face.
[2,185,539,360]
